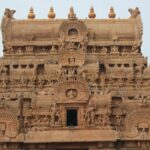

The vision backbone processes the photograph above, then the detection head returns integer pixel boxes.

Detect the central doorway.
[67,109,77,126]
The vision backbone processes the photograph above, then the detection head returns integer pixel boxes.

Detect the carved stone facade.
[0,7,150,150]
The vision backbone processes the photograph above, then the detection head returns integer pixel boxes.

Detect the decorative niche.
[68,28,78,38]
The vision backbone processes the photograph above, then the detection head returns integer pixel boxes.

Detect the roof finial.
[68,6,77,20]
[108,6,116,19]
[48,7,56,19]
[88,6,96,19]
[28,7,35,19]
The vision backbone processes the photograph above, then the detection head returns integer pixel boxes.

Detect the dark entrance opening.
[67,109,77,126]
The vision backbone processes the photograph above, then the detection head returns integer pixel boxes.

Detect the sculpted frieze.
[83,89,111,128]
[84,104,110,127]
[86,46,135,55]
[5,45,59,55]
[26,102,62,130]
[124,109,150,139]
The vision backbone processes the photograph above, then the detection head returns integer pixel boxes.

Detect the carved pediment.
[54,79,89,103]
[59,20,88,42]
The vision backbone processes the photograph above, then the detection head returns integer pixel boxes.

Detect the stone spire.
[68,6,77,20]
[108,6,116,18]
[88,6,96,19]
[28,7,35,19]
[48,7,56,19]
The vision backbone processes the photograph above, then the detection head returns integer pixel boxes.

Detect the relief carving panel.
[54,80,89,102]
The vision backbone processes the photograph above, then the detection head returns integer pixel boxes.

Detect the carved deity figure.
[51,45,57,53]
[114,114,125,131]
[135,64,145,75]
[0,123,6,137]
[131,40,141,53]
[68,57,75,64]
[101,114,110,126]
[66,42,77,50]
[122,47,128,53]
[0,95,5,108]
[91,46,96,53]
[41,47,47,53]
[101,47,107,54]
[20,74,27,88]
[0,65,8,76]
[4,44,14,54]
[26,46,33,53]
[17,47,23,54]
[50,101,62,126]
[66,89,78,99]
[0,68,8,88]
[100,72,106,89]
[1,80,7,89]
[111,46,119,53]
[84,102,95,126]
[67,68,77,77]
[38,77,46,89]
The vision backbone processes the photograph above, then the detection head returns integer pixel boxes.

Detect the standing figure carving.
[50,101,62,126]
[84,101,95,126]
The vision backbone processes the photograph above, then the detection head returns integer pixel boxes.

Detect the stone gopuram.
[0,6,150,150]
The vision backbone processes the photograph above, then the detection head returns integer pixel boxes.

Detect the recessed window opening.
[21,64,27,69]
[124,64,129,67]
[99,64,106,73]
[13,65,19,69]
[29,64,34,68]
[23,98,31,109]
[37,64,44,75]
[109,64,115,67]
[117,64,122,67]
[67,109,77,127]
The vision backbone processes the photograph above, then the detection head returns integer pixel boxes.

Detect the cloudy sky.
[0,0,149,63]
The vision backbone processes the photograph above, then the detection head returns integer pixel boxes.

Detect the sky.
[0,0,150,63]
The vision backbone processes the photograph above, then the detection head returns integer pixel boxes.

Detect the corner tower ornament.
[0,6,150,150]
[129,7,140,18]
